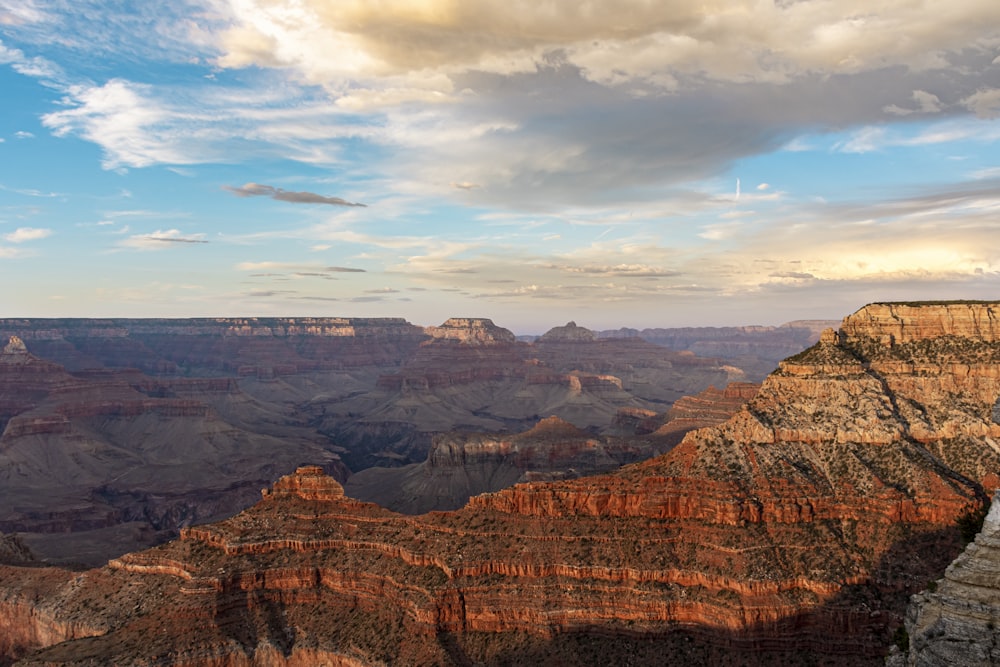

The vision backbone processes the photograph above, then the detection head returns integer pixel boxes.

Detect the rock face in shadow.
[346,383,758,514]
[345,416,642,513]
[4,302,1000,665]
[890,491,1000,666]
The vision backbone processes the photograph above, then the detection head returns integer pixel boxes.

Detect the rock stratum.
[2,301,1000,665]
[0,317,741,563]
[889,491,1000,666]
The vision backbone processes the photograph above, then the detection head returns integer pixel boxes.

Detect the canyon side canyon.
[4,303,1000,664]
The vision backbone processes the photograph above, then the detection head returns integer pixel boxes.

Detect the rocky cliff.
[888,491,1000,666]
[5,302,1000,665]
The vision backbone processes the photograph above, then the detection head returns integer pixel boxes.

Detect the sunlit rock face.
[3,302,1000,665]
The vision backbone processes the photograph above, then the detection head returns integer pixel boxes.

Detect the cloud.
[4,227,52,242]
[0,245,28,258]
[235,260,365,273]
[224,182,366,207]
[546,263,680,278]
[118,229,208,250]
[963,88,1000,119]
[884,89,944,116]
[216,1,1000,89]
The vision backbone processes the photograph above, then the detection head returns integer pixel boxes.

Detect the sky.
[1,1,1000,333]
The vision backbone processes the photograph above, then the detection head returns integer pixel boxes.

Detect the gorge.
[1,301,999,664]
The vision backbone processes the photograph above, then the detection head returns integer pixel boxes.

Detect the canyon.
[1,301,998,665]
[0,317,754,564]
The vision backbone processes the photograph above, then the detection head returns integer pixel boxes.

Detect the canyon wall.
[5,302,1000,665]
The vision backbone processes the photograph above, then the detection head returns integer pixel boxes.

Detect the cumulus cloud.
[4,227,51,242]
[216,0,1000,89]
[224,182,366,207]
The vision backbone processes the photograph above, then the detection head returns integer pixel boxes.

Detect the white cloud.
[4,226,51,242]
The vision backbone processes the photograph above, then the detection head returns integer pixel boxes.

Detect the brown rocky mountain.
[3,301,1000,665]
[888,491,1000,666]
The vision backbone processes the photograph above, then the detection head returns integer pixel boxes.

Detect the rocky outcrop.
[890,491,1000,666]
[645,382,760,439]
[0,533,33,565]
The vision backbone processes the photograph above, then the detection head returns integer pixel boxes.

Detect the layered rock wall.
[892,492,1000,666]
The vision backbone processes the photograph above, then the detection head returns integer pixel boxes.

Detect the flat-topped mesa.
[537,321,596,342]
[424,318,516,345]
[0,317,423,339]
[261,466,345,501]
[840,301,1000,344]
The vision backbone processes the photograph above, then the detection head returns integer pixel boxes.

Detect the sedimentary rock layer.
[5,302,1000,665]
[891,492,1000,666]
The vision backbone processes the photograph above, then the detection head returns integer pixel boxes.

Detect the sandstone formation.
[889,491,1000,666]
[642,381,760,441]
[4,303,1000,665]
[424,317,517,345]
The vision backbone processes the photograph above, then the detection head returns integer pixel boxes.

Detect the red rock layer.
[5,302,1000,665]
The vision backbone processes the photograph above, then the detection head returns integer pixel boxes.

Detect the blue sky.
[2,1,1000,332]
